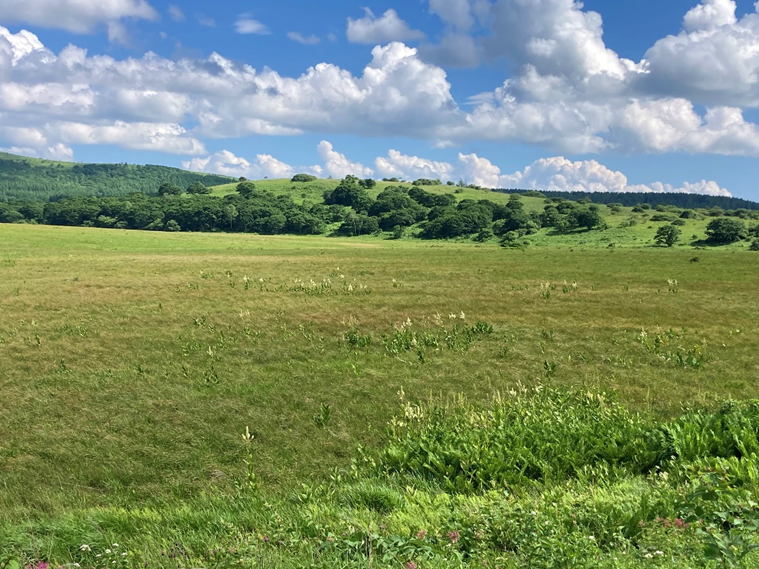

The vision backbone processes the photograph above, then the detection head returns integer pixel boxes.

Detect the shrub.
[750,238,759,251]
[291,173,317,183]
[412,178,441,186]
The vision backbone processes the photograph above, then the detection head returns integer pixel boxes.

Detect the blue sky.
[1,0,759,199]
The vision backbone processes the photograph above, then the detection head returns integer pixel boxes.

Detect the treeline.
[0,153,233,202]
[323,176,606,241]
[3,176,759,246]
[502,189,759,211]
[0,189,327,234]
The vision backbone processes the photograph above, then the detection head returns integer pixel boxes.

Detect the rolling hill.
[0,151,234,201]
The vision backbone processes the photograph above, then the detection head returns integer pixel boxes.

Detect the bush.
[750,239,759,251]
[291,173,317,183]
[412,178,441,186]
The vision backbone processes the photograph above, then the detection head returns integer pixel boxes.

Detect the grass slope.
[1,224,759,566]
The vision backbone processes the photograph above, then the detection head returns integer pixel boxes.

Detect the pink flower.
[447,530,460,543]
[406,563,417,569]
[674,518,684,528]
[415,530,427,540]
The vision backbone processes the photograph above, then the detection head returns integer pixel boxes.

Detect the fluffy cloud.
[317,141,373,178]
[347,9,425,44]
[184,141,373,180]
[183,150,294,179]
[52,121,205,155]
[375,149,455,180]
[499,156,731,196]
[4,1,759,162]
[0,0,158,34]
[683,0,737,32]
[640,4,759,107]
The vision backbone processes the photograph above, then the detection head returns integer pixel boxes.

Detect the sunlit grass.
[1,224,758,566]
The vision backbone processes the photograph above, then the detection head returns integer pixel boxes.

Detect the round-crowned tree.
[705,218,747,244]
[655,224,681,247]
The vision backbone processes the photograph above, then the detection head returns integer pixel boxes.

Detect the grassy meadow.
[1,223,759,567]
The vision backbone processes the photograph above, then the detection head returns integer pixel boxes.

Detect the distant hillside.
[0,152,234,202]
[503,188,759,211]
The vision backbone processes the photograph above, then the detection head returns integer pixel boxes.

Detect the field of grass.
[1,224,759,567]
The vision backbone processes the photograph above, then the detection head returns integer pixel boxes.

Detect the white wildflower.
[80,545,91,551]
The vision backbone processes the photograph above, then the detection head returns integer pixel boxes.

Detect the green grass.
[1,224,759,566]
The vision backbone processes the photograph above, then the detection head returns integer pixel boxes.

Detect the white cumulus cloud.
[347,9,425,44]
[182,150,295,179]
[500,156,731,196]
[317,141,373,178]
[0,0,158,34]
[375,149,455,180]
